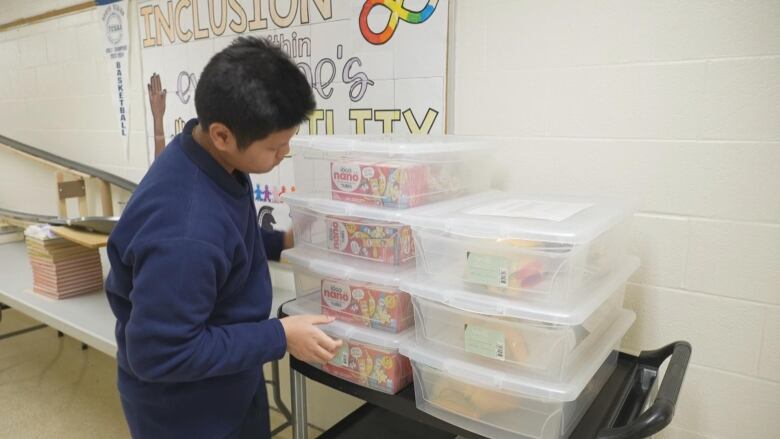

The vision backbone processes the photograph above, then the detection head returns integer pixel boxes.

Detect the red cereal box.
[323,339,412,394]
[330,161,430,208]
[321,278,414,333]
[326,217,414,265]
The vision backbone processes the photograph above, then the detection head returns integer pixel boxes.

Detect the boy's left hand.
[283,230,294,250]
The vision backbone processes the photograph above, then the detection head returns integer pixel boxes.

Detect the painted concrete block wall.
[1,1,778,437]
[451,1,779,438]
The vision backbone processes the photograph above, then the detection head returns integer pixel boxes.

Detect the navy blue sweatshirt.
[106,119,286,438]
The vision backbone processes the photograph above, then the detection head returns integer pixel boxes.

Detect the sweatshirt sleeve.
[123,238,287,383]
[260,228,285,262]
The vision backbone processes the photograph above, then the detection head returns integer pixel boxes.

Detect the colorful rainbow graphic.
[359,0,439,45]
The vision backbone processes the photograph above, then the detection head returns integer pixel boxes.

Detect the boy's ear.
[208,122,236,151]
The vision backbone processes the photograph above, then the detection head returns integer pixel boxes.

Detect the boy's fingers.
[316,333,341,352]
[313,345,335,363]
[307,314,335,325]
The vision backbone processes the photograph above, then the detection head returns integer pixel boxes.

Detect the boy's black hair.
[195,36,315,149]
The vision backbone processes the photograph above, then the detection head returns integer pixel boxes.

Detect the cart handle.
[597,341,692,439]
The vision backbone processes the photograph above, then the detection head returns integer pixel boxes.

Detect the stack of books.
[24,224,103,299]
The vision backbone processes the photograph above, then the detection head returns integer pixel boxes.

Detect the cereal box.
[326,217,414,265]
[324,339,412,394]
[321,278,414,333]
[330,161,430,208]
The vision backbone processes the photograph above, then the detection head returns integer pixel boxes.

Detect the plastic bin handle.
[597,341,692,439]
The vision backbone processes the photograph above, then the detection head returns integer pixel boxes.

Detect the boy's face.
[211,125,296,174]
[236,127,297,174]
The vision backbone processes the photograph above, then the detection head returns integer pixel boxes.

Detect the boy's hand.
[280,315,342,364]
[283,229,294,250]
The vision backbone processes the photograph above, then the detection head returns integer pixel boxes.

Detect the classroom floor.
[0,308,320,438]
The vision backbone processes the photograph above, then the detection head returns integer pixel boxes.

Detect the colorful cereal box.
[326,216,414,265]
[324,339,412,394]
[330,161,431,208]
[321,278,414,333]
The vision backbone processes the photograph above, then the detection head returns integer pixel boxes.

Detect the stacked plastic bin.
[280,135,495,395]
[280,135,638,438]
[399,191,638,439]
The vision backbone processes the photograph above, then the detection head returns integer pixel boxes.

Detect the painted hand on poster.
[359,0,439,45]
[147,73,167,158]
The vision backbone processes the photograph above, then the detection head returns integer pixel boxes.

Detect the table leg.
[272,359,292,421]
[269,359,292,436]
[0,323,47,340]
[291,368,308,439]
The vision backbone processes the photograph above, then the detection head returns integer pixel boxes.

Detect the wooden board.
[50,226,108,249]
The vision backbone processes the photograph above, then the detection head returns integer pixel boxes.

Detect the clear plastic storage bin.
[285,192,419,265]
[402,257,638,380]
[407,191,633,302]
[291,135,496,208]
[283,247,415,333]
[282,292,413,394]
[399,310,635,439]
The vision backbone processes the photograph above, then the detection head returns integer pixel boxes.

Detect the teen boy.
[106,37,340,438]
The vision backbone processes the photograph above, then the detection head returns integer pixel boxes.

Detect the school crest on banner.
[98,0,130,155]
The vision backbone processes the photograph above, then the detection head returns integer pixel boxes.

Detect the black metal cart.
[279,304,691,439]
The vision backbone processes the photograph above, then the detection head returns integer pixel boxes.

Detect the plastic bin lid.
[401,256,639,326]
[283,191,429,223]
[400,309,635,402]
[283,247,414,287]
[291,134,498,156]
[406,191,634,244]
[281,292,413,349]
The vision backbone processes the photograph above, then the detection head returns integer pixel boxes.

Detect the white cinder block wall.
[1,0,778,437]
[0,0,149,217]
[450,1,780,438]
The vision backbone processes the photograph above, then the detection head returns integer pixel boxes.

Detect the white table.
[0,240,297,433]
[0,240,296,355]
[0,241,117,355]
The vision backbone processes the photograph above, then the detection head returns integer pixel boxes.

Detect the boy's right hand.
[280,315,342,364]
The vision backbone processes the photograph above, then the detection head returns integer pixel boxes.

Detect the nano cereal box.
[321,278,413,333]
[330,161,431,208]
[326,217,414,265]
[324,339,412,394]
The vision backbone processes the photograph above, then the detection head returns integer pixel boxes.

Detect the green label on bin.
[464,324,506,361]
[330,343,349,367]
[466,253,510,288]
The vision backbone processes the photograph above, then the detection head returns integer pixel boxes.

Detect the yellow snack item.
[430,378,518,419]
